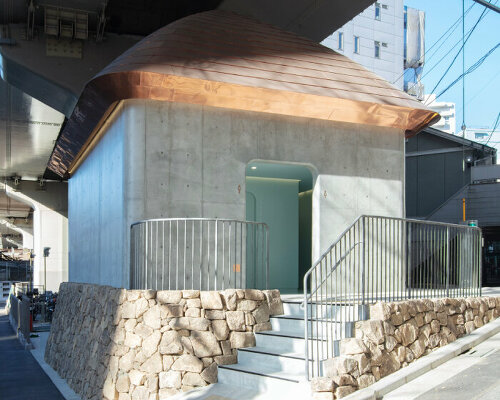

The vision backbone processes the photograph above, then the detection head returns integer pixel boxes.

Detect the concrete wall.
[69,100,405,288]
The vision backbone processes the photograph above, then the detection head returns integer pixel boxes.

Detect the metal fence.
[303,215,482,379]
[130,218,269,291]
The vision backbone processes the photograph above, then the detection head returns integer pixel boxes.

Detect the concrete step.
[217,363,310,397]
[237,346,306,376]
[270,315,351,337]
[168,382,311,400]
[282,300,367,320]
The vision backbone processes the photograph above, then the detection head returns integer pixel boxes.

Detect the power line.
[485,112,500,145]
[424,6,490,105]
[434,41,500,100]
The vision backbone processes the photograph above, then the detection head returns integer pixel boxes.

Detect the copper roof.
[48,10,439,178]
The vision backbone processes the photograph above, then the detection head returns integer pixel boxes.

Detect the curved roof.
[48,10,439,177]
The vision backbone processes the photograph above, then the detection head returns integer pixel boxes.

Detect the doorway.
[245,161,315,293]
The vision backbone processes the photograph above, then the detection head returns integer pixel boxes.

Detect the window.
[375,3,381,20]
[374,41,380,58]
[338,32,344,50]
[354,36,360,54]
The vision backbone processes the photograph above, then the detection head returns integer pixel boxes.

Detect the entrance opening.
[245,161,315,293]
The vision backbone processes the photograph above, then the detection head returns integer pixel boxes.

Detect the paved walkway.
[383,330,500,400]
[0,309,65,400]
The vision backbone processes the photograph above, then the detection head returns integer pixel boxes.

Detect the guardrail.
[303,215,482,379]
[130,218,269,291]
[7,292,31,344]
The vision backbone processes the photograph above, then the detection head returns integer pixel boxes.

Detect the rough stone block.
[212,320,230,341]
[203,310,224,320]
[171,354,203,373]
[324,356,357,377]
[191,331,222,357]
[254,322,272,332]
[159,304,183,318]
[186,299,201,308]
[311,377,335,392]
[159,371,181,389]
[200,292,223,310]
[229,332,256,348]
[158,331,183,355]
[236,300,258,312]
[200,362,218,384]
[185,308,201,318]
[221,289,238,311]
[263,290,284,315]
[226,311,246,331]
[357,373,376,389]
[370,303,391,321]
[332,374,357,386]
[157,291,182,304]
[116,374,130,393]
[182,290,200,299]
[355,320,384,344]
[243,289,265,301]
[340,338,368,355]
[336,386,356,398]
[252,303,270,324]
[214,354,237,365]
[129,370,146,386]
[140,352,163,374]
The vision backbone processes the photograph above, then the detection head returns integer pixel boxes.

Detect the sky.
[404,0,500,131]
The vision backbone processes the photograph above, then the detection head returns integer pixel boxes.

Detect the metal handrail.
[130,218,269,291]
[306,242,363,301]
[303,215,482,379]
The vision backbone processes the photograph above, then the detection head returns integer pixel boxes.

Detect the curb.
[342,317,500,400]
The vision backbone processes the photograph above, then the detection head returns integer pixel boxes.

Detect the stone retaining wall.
[45,282,283,400]
[311,296,500,399]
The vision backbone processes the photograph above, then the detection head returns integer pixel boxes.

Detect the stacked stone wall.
[45,282,283,400]
[312,296,500,399]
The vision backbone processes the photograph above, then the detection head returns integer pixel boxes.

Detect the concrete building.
[322,0,405,90]
[424,94,457,134]
[45,11,438,291]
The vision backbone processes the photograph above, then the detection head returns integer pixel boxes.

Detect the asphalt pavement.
[0,308,65,400]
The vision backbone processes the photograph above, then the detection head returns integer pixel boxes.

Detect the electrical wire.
[424,6,490,105]
[434,41,500,100]
[485,112,500,145]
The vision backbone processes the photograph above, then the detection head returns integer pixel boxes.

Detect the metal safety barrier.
[130,218,269,291]
[303,215,482,379]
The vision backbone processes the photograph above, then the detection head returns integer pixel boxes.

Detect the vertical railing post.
[361,217,366,305]
[446,226,450,297]
[407,222,412,299]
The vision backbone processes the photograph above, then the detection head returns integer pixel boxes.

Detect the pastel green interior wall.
[246,177,299,292]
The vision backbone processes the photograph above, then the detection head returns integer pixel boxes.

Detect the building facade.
[322,0,405,90]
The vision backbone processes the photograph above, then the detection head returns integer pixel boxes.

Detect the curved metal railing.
[130,218,269,291]
[303,215,482,379]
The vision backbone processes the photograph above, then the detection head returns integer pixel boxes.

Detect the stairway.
[217,299,310,397]
[172,298,359,399]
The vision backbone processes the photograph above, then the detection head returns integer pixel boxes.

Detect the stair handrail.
[303,215,482,380]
